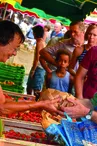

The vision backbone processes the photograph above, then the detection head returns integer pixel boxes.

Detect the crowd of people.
[39,21,97,123]
[1,18,97,125]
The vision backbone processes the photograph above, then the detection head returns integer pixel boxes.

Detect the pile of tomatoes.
[2,111,42,123]
[4,130,56,145]
[3,94,42,123]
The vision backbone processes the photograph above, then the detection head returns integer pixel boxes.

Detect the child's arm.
[68,75,74,93]
[45,72,52,88]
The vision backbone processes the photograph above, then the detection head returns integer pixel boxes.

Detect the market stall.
[0,62,25,93]
[0,90,59,146]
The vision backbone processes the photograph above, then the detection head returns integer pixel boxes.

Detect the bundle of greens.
[0,62,25,93]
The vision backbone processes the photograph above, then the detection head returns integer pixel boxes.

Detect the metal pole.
[2,3,8,20]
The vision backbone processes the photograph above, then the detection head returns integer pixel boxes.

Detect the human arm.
[40,40,66,67]
[0,97,61,115]
[39,56,52,73]
[0,86,5,104]
[68,75,74,93]
[60,97,93,119]
[40,48,57,67]
[60,97,97,123]
[45,72,52,88]
[30,42,43,77]
[68,46,82,76]
[74,65,88,99]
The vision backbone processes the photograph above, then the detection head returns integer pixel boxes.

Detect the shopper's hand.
[42,97,61,116]
[59,97,90,118]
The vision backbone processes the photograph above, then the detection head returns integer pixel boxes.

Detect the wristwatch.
[85,109,93,120]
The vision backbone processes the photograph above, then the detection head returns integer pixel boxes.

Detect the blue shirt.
[51,31,64,38]
[49,71,70,92]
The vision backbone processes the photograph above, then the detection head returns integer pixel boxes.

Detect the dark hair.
[64,30,71,39]
[70,21,86,32]
[32,25,44,38]
[0,20,25,46]
[56,49,71,62]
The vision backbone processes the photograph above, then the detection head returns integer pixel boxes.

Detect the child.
[46,49,73,93]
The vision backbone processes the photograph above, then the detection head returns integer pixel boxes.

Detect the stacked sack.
[40,88,75,128]
[0,62,25,93]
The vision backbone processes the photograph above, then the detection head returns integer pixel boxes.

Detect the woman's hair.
[44,25,51,31]
[55,49,71,62]
[33,25,44,38]
[0,20,25,46]
[85,23,97,40]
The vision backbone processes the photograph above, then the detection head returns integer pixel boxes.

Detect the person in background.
[27,25,46,100]
[46,49,73,93]
[50,22,64,38]
[68,23,97,77]
[75,45,97,99]
[43,24,51,44]
[39,21,85,74]
[0,20,61,115]
[61,24,67,34]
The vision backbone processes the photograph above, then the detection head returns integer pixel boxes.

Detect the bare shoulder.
[37,40,46,49]
[74,45,84,56]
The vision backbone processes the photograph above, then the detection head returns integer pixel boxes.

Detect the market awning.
[21,0,97,22]
[0,0,97,25]
[0,1,71,26]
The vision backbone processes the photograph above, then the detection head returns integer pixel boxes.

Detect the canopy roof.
[0,0,97,26]
[0,1,71,26]
[21,0,97,22]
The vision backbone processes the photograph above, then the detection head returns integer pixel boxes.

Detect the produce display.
[4,130,50,144]
[1,94,41,123]
[4,93,33,102]
[2,111,42,123]
[0,62,25,93]
[2,118,58,146]
[3,130,58,145]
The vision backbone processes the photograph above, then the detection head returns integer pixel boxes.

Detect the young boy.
[46,49,73,93]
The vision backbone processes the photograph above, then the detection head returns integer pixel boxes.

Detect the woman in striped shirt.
[68,23,97,76]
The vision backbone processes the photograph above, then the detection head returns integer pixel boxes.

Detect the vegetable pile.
[0,62,25,93]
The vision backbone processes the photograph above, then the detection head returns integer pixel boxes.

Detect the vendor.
[0,20,60,115]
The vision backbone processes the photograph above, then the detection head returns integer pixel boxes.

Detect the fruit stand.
[0,91,59,146]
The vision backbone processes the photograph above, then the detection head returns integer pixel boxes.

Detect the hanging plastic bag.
[42,111,97,146]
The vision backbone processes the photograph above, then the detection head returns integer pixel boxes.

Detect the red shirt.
[81,46,97,99]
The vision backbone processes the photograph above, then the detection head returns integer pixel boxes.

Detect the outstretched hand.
[43,97,61,116]
[59,97,90,118]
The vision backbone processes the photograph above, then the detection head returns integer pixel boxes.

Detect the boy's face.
[57,54,69,69]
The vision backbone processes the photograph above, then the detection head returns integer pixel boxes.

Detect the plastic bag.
[44,113,97,146]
